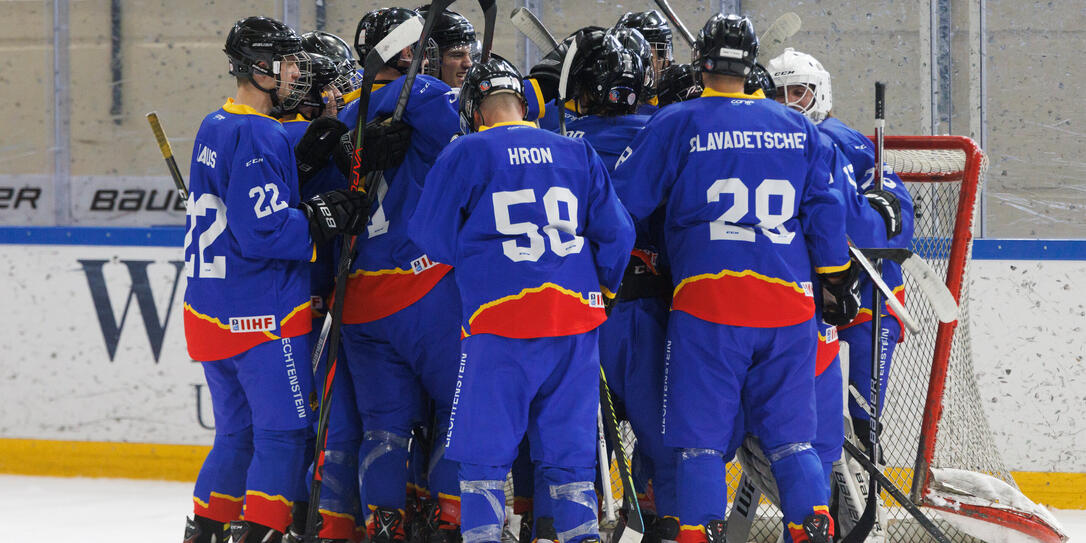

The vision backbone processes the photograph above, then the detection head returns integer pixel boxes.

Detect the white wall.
[0,245,1081,472]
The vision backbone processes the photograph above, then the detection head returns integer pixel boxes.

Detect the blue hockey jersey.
[408,121,635,338]
[819,117,915,331]
[336,74,461,324]
[281,114,347,320]
[183,99,315,362]
[565,113,669,285]
[611,88,850,328]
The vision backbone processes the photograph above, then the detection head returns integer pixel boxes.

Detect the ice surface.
[0,474,1084,542]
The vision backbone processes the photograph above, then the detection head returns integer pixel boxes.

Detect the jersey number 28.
[493,187,583,262]
[707,177,796,245]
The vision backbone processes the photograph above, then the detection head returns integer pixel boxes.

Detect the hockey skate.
[184,515,229,543]
[229,520,284,543]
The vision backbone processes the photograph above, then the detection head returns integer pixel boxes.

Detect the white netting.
[721,136,1012,542]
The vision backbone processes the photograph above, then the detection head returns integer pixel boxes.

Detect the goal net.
[715,135,1066,543]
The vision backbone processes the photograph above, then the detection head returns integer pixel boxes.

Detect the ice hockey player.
[768,46,914,466]
[182,16,378,543]
[610,14,860,543]
[615,10,675,114]
[655,63,703,107]
[416,5,477,90]
[562,30,678,542]
[333,7,465,543]
[277,31,415,541]
[407,54,635,543]
[300,30,363,105]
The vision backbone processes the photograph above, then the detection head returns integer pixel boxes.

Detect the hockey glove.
[296,117,349,187]
[300,189,367,245]
[864,189,903,239]
[335,118,414,179]
[820,262,861,327]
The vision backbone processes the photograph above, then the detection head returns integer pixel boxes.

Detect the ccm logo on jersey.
[230,315,277,333]
[196,145,217,168]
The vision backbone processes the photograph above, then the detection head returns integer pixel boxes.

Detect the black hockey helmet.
[295,53,342,119]
[302,30,355,66]
[744,62,777,99]
[224,16,312,110]
[573,31,645,115]
[459,54,526,133]
[694,13,758,77]
[301,31,360,102]
[355,7,440,76]
[616,10,674,68]
[415,5,477,53]
[656,63,703,107]
[608,26,657,98]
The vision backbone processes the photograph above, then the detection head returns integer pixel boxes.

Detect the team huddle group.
[181,4,914,543]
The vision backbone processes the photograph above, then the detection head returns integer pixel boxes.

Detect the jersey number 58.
[493,187,583,262]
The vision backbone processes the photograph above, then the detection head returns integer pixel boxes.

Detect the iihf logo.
[479,80,491,91]
[609,89,621,103]
[588,292,605,308]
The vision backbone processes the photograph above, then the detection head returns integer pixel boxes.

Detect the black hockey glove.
[296,117,349,187]
[300,189,367,245]
[335,118,414,178]
[864,189,903,239]
[820,261,861,327]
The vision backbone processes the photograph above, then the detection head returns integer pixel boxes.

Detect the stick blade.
[373,14,424,63]
[510,7,559,50]
[759,12,802,60]
[899,254,960,322]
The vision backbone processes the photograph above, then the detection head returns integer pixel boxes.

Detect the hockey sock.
[359,430,411,515]
[765,442,831,542]
[193,426,254,522]
[316,438,363,539]
[244,427,309,532]
[675,448,726,543]
[428,422,462,528]
[540,464,599,543]
[511,438,535,515]
[458,463,509,543]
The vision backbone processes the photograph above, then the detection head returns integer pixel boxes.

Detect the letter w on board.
[79,259,185,363]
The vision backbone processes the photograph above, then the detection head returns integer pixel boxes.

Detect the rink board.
[0,233,1083,508]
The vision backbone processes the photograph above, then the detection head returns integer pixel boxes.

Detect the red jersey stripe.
[672,270,814,328]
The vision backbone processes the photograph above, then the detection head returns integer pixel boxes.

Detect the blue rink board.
[1,226,1085,260]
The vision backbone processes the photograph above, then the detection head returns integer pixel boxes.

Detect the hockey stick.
[597,405,618,526]
[303,12,434,542]
[725,474,763,543]
[757,12,802,61]
[145,111,189,202]
[598,367,645,543]
[842,440,952,543]
[847,241,921,334]
[557,38,578,137]
[510,7,559,51]
[857,247,959,323]
[477,0,497,63]
[842,81,889,543]
[652,0,695,47]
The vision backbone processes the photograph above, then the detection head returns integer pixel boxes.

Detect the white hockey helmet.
[766,47,832,123]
